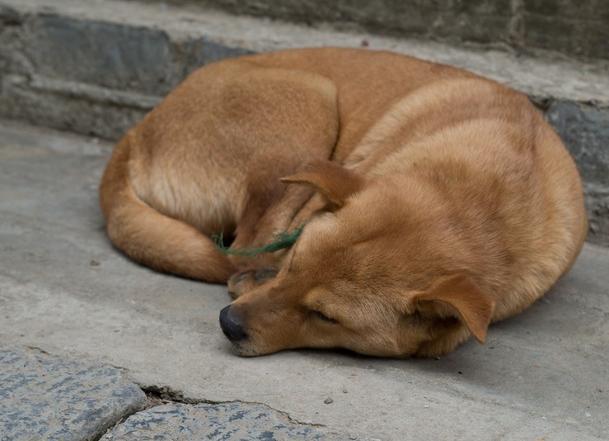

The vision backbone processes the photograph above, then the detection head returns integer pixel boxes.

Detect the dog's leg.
[217,66,342,274]
[227,267,278,299]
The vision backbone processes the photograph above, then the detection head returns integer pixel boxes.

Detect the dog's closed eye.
[311,310,339,324]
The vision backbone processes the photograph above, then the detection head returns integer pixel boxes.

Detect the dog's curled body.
[100,48,587,357]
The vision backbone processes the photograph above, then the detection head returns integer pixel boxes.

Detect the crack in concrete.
[23,344,50,355]
[138,383,327,428]
[91,406,145,441]
[14,345,332,434]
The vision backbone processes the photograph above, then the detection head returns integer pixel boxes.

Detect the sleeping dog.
[100,48,587,357]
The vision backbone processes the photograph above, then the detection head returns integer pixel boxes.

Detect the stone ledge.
[137,0,609,62]
[2,0,608,103]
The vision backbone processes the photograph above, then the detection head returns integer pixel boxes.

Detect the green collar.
[213,225,304,257]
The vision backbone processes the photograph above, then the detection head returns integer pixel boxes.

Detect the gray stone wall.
[522,0,609,60]
[546,101,609,244]
[0,7,249,139]
[151,0,609,61]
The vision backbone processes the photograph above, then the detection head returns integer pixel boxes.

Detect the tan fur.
[100,48,587,357]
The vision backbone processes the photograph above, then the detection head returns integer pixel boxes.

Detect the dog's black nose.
[219,305,248,342]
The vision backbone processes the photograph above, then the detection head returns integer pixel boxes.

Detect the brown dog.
[100,48,587,357]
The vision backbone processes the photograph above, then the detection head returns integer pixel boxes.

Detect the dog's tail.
[99,133,235,283]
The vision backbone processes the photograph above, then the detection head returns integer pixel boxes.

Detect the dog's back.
[247,48,587,320]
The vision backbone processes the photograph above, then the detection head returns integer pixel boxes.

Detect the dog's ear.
[414,274,495,343]
[281,160,364,207]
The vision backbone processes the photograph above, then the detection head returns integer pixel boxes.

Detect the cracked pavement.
[1,120,608,440]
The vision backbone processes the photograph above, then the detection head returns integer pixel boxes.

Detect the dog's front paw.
[227,267,278,299]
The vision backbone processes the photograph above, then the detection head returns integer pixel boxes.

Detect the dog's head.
[220,161,495,357]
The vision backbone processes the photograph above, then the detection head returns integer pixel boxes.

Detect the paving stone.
[101,402,336,441]
[0,346,147,441]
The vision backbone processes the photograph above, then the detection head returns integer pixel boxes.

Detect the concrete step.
[2,119,609,440]
[0,0,608,246]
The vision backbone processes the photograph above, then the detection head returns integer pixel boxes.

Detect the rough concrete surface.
[0,346,146,441]
[1,121,609,441]
[101,402,336,440]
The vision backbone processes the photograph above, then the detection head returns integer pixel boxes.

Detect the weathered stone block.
[524,0,609,21]
[101,402,338,440]
[193,0,514,44]
[0,346,147,441]
[0,5,26,74]
[145,0,609,60]
[178,36,253,76]
[0,74,152,139]
[547,101,609,188]
[523,14,609,60]
[546,101,609,246]
[0,7,253,139]
[23,14,178,95]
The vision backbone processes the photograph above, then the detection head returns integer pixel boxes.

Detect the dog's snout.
[219,305,248,342]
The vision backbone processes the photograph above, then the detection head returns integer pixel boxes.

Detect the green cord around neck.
[213,225,304,257]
